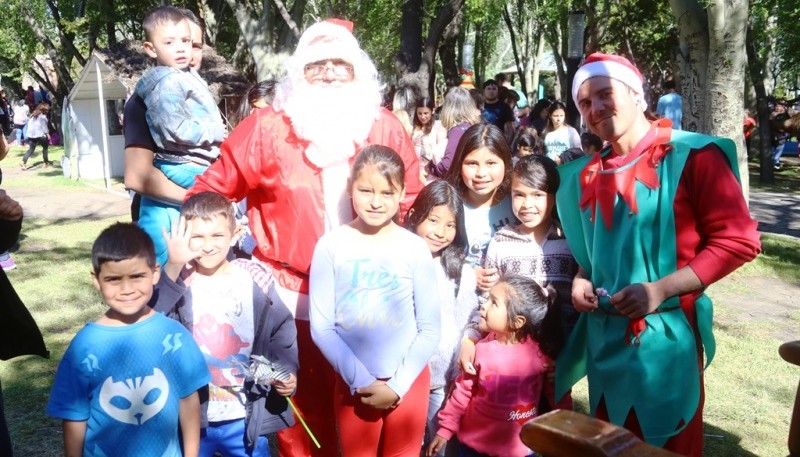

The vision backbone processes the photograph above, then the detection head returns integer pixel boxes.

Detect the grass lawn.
[1,173,798,456]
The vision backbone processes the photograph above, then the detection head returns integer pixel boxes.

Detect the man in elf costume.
[555,53,761,456]
[188,19,422,457]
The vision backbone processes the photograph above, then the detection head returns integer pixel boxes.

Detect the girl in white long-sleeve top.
[310,145,440,456]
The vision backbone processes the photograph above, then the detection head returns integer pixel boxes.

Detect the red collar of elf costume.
[579,118,674,230]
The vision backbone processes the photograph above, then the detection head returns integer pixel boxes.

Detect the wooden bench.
[780,340,800,457]
[520,409,681,457]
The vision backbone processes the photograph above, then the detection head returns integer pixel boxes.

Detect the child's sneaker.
[1,257,16,271]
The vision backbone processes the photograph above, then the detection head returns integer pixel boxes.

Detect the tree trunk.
[530,32,545,101]
[670,0,750,199]
[501,4,524,95]
[439,14,461,90]
[398,0,423,77]
[745,15,774,184]
[397,0,464,100]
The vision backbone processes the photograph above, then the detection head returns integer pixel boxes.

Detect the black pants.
[22,137,48,165]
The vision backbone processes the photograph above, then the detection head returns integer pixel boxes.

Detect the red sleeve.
[674,146,761,286]
[187,111,264,202]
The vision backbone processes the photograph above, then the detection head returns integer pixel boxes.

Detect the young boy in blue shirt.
[46,223,211,457]
[157,191,298,457]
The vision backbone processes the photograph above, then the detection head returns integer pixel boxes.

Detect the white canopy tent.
[62,54,129,186]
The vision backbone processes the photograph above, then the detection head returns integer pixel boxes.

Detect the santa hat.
[292,19,360,68]
[572,53,647,111]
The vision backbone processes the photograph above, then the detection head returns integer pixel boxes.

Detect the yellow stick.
[286,397,321,449]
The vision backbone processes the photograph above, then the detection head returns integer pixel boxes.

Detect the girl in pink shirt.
[427,275,571,457]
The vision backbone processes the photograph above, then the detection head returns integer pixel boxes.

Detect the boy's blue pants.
[199,418,270,457]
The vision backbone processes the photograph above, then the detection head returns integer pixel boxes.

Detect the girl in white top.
[310,145,440,456]
[542,101,581,162]
[411,98,447,182]
[403,180,479,453]
[444,123,516,292]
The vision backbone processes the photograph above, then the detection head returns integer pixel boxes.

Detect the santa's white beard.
[278,79,382,230]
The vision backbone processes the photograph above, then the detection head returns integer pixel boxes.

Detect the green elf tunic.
[554,121,741,447]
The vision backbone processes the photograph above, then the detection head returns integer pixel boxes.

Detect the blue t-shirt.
[656,93,683,130]
[46,312,211,457]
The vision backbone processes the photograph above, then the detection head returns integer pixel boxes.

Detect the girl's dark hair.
[351,145,406,193]
[580,132,603,152]
[499,274,563,359]
[444,123,513,202]
[413,98,436,135]
[543,101,568,135]
[235,79,277,125]
[404,180,467,285]
[512,154,559,193]
[92,223,156,273]
[515,132,539,158]
[527,99,552,123]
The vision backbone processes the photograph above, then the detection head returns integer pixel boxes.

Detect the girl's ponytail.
[537,283,564,360]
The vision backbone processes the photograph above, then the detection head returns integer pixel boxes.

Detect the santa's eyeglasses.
[304,59,354,78]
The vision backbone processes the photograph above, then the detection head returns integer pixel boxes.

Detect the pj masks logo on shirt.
[98,368,169,425]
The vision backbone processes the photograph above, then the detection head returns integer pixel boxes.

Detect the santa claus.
[188,19,422,456]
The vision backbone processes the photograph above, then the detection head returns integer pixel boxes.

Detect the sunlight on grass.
[735,233,800,283]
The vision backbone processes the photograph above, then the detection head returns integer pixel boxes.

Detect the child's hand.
[163,217,198,267]
[572,275,598,312]
[427,435,448,456]
[475,266,499,292]
[356,381,399,410]
[458,338,477,375]
[273,373,296,396]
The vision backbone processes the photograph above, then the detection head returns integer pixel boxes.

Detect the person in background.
[428,87,482,179]
[580,132,603,156]
[24,87,35,112]
[557,52,761,456]
[743,109,757,154]
[20,102,51,170]
[481,79,516,144]
[542,101,581,162]
[234,80,277,127]
[521,98,552,136]
[412,97,447,182]
[655,80,683,130]
[12,100,29,147]
[0,90,11,136]
[770,100,790,170]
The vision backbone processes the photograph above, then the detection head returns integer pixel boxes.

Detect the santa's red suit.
[188,105,422,456]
